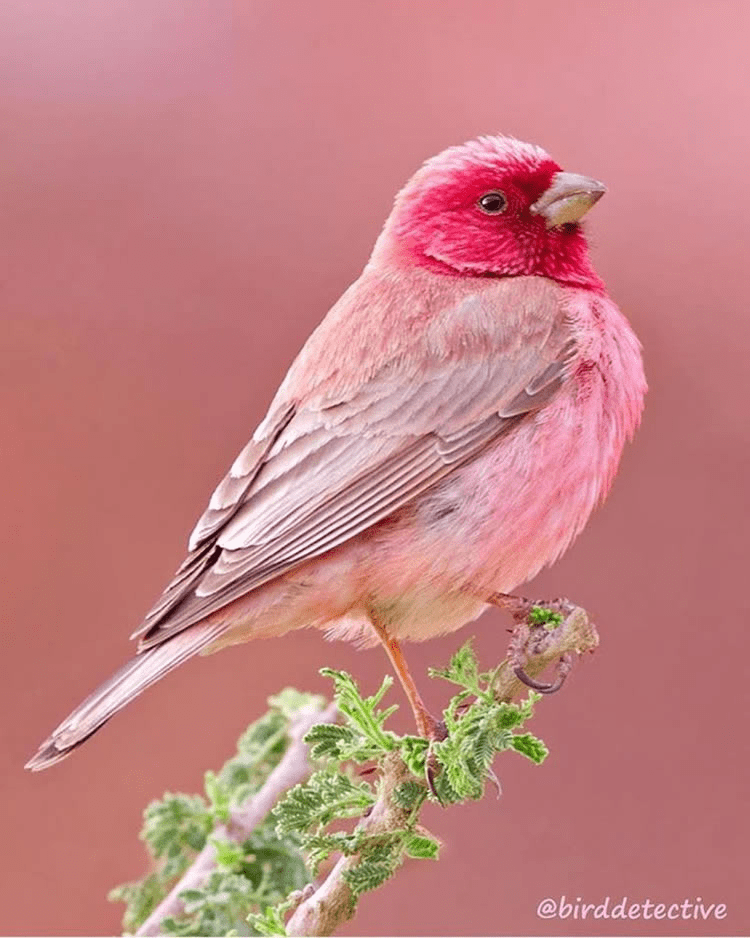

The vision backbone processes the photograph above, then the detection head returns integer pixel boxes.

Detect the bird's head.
[375,134,606,291]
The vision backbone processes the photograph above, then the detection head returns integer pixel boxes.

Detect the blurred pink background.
[2,1,748,935]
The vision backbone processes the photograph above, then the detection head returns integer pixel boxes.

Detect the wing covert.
[135,282,576,649]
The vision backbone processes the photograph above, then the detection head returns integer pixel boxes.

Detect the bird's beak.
[530,172,607,228]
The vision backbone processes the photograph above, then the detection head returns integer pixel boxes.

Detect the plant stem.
[135,700,338,936]
[286,604,598,936]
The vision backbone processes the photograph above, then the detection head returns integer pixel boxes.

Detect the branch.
[136,700,339,937]
[285,750,412,937]
[492,603,599,702]
[285,605,599,937]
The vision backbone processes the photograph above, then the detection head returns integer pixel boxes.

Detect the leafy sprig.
[111,644,548,937]
[254,640,547,930]
[109,690,319,935]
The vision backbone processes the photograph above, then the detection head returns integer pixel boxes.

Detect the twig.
[136,700,339,937]
[285,750,413,937]
[492,604,598,702]
[285,604,599,937]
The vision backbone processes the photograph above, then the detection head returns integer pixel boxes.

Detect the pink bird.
[27,135,645,771]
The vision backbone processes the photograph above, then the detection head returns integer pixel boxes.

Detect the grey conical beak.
[530,172,607,228]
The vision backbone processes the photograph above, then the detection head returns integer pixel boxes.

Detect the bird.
[27,134,646,771]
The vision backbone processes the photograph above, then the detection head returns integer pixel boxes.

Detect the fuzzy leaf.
[403,832,440,860]
[140,792,212,878]
[304,830,363,871]
[343,843,400,897]
[212,838,245,870]
[204,771,231,822]
[494,701,524,730]
[267,687,325,720]
[248,902,289,936]
[428,640,479,691]
[303,722,359,761]
[319,669,397,754]
[392,779,427,812]
[399,735,429,777]
[114,646,553,936]
[108,873,164,934]
[528,605,564,627]
[510,732,549,764]
[273,770,374,835]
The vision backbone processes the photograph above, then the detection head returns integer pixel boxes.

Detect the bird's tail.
[25,622,225,771]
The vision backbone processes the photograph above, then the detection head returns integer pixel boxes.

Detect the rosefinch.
[27,135,645,771]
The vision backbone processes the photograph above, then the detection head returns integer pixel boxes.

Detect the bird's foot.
[489,592,579,694]
[489,592,575,625]
[419,712,448,802]
[417,710,447,741]
[513,650,573,694]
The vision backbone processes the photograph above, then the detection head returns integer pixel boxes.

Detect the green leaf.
[205,771,231,822]
[176,888,206,907]
[303,722,359,761]
[403,832,440,860]
[528,605,564,627]
[392,779,427,812]
[248,902,289,936]
[510,732,549,764]
[114,643,555,936]
[212,838,246,870]
[108,873,164,934]
[343,842,400,897]
[112,694,316,936]
[304,830,363,871]
[273,770,374,836]
[428,639,479,692]
[267,687,325,721]
[140,792,212,878]
[494,701,524,730]
[399,736,429,777]
[319,669,397,754]
[517,690,542,720]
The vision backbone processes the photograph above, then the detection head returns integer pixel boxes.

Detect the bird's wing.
[135,282,575,649]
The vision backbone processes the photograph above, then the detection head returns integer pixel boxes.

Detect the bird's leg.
[369,616,448,799]
[488,591,575,694]
[369,616,445,740]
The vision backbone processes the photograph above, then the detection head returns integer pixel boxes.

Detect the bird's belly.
[354,367,631,642]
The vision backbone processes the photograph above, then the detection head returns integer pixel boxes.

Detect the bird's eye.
[477,191,508,214]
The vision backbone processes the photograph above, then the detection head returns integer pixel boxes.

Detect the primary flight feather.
[27,135,645,770]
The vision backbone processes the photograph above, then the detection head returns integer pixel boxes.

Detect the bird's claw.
[425,742,443,803]
[513,652,573,694]
[422,717,448,804]
[491,592,579,694]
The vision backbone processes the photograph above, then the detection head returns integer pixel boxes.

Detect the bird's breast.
[357,289,645,641]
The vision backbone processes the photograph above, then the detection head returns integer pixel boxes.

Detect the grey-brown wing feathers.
[189,403,296,549]
[128,404,296,640]
[135,297,575,650]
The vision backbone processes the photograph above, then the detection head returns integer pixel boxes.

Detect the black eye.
[477,191,507,214]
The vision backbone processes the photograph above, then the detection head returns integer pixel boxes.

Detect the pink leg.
[370,616,444,739]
